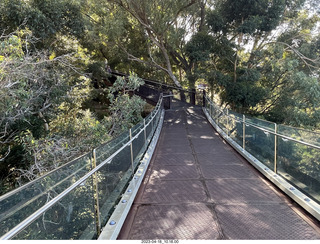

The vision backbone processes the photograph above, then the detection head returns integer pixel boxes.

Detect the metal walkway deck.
[118,102,320,240]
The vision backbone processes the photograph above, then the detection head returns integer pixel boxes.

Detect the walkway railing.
[111,71,204,108]
[0,95,164,240]
[203,95,320,221]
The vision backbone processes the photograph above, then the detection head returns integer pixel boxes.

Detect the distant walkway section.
[118,101,320,240]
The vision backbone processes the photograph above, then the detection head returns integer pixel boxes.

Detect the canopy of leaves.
[0,0,85,42]
[211,0,288,34]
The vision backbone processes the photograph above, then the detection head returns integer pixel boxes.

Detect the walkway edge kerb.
[98,110,165,240]
[202,107,320,222]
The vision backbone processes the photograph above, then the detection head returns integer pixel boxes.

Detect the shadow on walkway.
[118,103,320,240]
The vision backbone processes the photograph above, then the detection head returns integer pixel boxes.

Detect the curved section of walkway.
[118,102,320,240]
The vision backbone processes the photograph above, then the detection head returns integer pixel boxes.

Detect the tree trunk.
[169,71,182,88]
[145,29,182,88]
[233,53,238,83]
[199,1,206,32]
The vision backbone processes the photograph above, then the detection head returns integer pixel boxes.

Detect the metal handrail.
[0,95,161,203]
[204,96,320,150]
[0,130,130,202]
[0,153,89,201]
[203,94,320,222]
[1,94,163,240]
[0,131,132,228]
[0,163,88,222]
[110,71,194,93]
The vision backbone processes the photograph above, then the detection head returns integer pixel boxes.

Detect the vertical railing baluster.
[203,90,206,108]
[129,129,134,174]
[243,115,246,150]
[92,149,101,236]
[274,123,278,173]
[144,118,147,145]
[151,114,154,134]
[227,109,229,137]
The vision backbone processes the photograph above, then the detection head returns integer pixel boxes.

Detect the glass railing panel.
[228,115,243,147]
[209,103,217,119]
[155,109,161,127]
[278,124,320,147]
[145,118,153,144]
[219,109,229,135]
[216,112,222,127]
[245,124,275,170]
[245,116,275,131]
[277,139,320,204]
[132,130,147,169]
[144,112,152,128]
[96,145,132,228]
[95,132,130,166]
[0,153,92,237]
[215,105,223,120]
[228,110,243,122]
[1,96,163,240]
[131,122,144,138]
[205,97,320,211]
[12,176,97,240]
[205,98,210,111]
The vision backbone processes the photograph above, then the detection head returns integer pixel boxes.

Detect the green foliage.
[0,0,28,31]
[1,0,320,195]
[107,73,146,136]
[30,0,85,38]
[108,73,145,97]
[218,68,266,111]
[213,0,288,34]
[206,10,227,33]
[201,0,320,130]
[185,32,215,62]
[87,61,110,87]
[0,31,107,191]
[0,0,86,48]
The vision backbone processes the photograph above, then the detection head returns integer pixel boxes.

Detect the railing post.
[151,114,155,134]
[227,109,229,137]
[92,149,101,236]
[243,115,246,150]
[160,93,164,110]
[203,90,206,107]
[274,123,278,173]
[129,129,134,173]
[190,89,196,105]
[144,119,147,144]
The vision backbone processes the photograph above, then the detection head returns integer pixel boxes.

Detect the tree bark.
[199,0,206,32]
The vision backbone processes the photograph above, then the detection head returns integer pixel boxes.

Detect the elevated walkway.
[118,101,320,240]
[1,84,320,240]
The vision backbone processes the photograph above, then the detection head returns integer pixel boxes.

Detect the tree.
[204,0,320,125]
[0,0,86,49]
[0,29,99,188]
[85,0,207,88]
[253,11,320,127]
[107,73,146,136]
[84,0,320,128]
